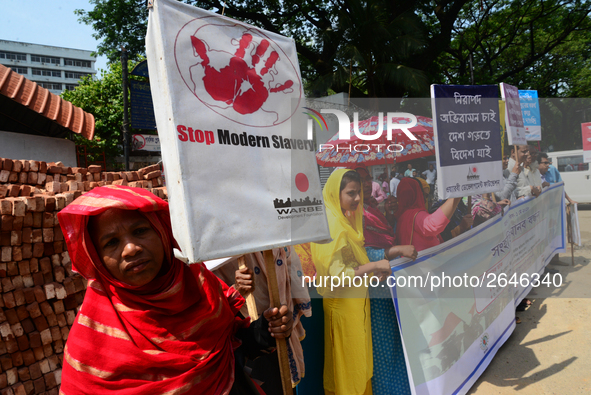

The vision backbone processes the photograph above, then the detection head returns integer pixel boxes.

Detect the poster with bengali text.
[519,90,541,141]
[431,84,504,199]
[500,83,527,145]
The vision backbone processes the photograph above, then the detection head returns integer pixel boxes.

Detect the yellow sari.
[311,169,373,395]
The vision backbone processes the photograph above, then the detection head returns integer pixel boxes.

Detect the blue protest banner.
[519,90,541,141]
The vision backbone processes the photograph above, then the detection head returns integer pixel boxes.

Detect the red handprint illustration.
[190,33,294,115]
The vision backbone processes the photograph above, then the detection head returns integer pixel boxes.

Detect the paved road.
[468,206,591,395]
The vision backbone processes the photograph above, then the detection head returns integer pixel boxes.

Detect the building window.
[32,68,61,77]
[31,55,60,65]
[65,71,90,79]
[10,67,28,74]
[36,82,63,90]
[65,84,78,91]
[0,51,27,61]
[64,59,92,68]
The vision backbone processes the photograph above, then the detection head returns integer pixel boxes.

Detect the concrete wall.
[0,131,77,167]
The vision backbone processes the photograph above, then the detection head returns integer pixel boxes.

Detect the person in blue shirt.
[537,152,576,204]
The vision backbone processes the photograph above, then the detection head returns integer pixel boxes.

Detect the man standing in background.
[422,164,437,200]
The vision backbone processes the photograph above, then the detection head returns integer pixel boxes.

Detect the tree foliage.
[61,61,140,160]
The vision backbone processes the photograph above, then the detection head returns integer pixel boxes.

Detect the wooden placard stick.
[237,256,258,321]
[467,196,472,213]
[263,249,292,395]
[566,205,575,266]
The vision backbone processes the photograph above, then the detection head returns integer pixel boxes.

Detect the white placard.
[500,83,527,145]
[146,0,330,262]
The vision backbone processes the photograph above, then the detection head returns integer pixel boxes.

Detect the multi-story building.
[0,40,97,95]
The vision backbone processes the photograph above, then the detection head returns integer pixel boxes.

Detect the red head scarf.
[58,185,246,395]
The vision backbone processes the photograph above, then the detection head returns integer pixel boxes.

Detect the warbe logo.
[467,166,480,181]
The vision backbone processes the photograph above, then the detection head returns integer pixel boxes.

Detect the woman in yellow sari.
[312,169,391,395]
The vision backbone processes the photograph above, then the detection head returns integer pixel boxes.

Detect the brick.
[22,288,35,304]
[53,267,64,283]
[43,197,55,212]
[6,368,17,386]
[46,314,57,327]
[26,172,37,185]
[32,272,44,287]
[42,344,52,358]
[20,319,34,334]
[32,243,43,258]
[10,352,22,368]
[0,186,7,199]
[37,172,47,185]
[32,347,44,362]
[2,293,15,309]
[45,182,61,194]
[0,201,12,216]
[22,381,34,395]
[42,228,53,243]
[50,327,61,342]
[32,316,48,332]
[25,303,41,319]
[42,271,53,284]
[21,245,31,260]
[0,232,9,247]
[33,377,45,393]
[1,217,13,232]
[22,213,32,228]
[32,287,45,304]
[88,165,102,173]
[13,290,24,306]
[0,355,12,372]
[2,159,13,171]
[43,284,55,300]
[0,339,6,355]
[54,284,66,299]
[39,302,53,316]
[0,262,5,277]
[42,213,53,228]
[56,314,66,328]
[0,248,11,262]
[60,326,69,341]
[5,309,18,324]
[28,363,41,380]
[21,350,35,367]
[7,262,17,276]
[28,332,41,349]
[0,170,9,183]
[1,278,14,292]
[44,371,57,389]
[7,172,17,183]
[17,173,27,186]
[3,337,16,354]
[18,185,32,197]
[29,258,38,274]
[16,335,29,351]
[11,246,21,262]
[31,213,41,228]
[40,329,52,346]
[0,374,5,389]
[28,161,39,172]
[0,323,13,339]
[65,311,76,326]
[12,383,25,395]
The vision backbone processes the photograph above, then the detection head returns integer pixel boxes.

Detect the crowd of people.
[54,145,574,395]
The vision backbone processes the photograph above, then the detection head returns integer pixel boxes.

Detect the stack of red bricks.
[0,159,167,394]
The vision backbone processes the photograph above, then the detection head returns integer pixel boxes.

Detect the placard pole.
[237,256,259,320]
[263,249,292,394]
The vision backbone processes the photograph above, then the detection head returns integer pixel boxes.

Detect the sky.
[1,0,109,73]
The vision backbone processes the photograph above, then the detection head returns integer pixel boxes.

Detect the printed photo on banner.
[500,83,527,145]
[146,0,330,262]
[430,84,504,199]
[519,90,541,141]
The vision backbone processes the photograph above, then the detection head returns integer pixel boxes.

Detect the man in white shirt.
[422,164,437,198]
[389,175,400,197]
[508,145,542,199]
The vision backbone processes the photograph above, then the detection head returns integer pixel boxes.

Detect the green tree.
[61,61,139,162]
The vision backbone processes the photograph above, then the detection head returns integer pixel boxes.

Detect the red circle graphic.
[295,173,309,192]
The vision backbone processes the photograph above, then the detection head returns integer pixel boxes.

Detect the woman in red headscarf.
[395,178,462,251]
[57,185,292,395]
